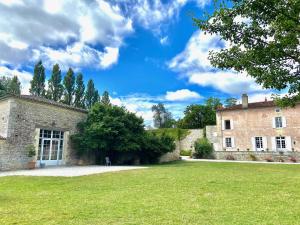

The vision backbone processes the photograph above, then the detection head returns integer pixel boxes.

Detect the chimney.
[242,94,248,109]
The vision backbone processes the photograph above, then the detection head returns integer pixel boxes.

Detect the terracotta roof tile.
[0,95,88,113]
[217,101,275,112]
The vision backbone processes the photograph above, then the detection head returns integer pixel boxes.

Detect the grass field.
[1,161,300,225]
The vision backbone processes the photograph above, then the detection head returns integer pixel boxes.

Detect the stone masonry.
[0,95,87,170]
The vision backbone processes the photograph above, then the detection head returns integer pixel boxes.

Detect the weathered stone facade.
[208,94,300,161]
[0,95,88,170]
[159,129,203,162]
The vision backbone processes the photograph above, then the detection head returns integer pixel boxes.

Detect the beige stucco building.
[0,95,88,170]
[212,94,300,160]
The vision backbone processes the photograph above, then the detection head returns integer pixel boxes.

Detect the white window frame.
[222,119,234,130]
[255,137,264,150]
[276,136,286,150]
[224,137,235,149]
[273,116,286,128]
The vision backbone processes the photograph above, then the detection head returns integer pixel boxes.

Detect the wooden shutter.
[282,117,287,128]
[272,118,276,128]
[251,137,256,151]
[286,136,292,151]
[271,137,276,151]
[230,119,234,129]
[231,137,235,148]
[262,137,268,150]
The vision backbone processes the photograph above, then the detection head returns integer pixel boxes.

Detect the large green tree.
[152,103,175,128]
[0,76,21,96]
[62,68,75,105]
[194,0,300,106]
[30,61,45,96]
[178,104,216,129]
[74,73,85,108]
[224,97,238,107]
[71,103,175,164]
[47,64,63,101]
[85,79,96,109]
[205,97,222,110]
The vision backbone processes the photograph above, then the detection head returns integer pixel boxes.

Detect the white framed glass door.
[38,129,64,166]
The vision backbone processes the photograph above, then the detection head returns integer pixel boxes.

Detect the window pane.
[42,140,51,160]
[43,130,52,138]
[53,131,60,139]
[225,120,231,129]
[51,140,59,160]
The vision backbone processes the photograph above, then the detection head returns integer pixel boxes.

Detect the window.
[275,117,283,128]
[276,137,286,150]
[225,120,231,130]
[255,137,263,149]
[225,137,232,148]
[37,129,64,162]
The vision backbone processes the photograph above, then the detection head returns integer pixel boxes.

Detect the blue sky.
[0,0,275,125]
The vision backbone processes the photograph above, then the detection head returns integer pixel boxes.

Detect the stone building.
[0,95,87,170]
[210,94,300,161]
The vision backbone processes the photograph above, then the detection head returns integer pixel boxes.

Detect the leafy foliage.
[74,73,86,108]
[194,0,300,106]
[152,103,175,128]
[149,128,190,141]
[193,138,214,159]
[101,91,111,105]
[224,97,237,107]
[0,76,21,96]
[62,68,75,105]
[71,103,175,164]
[85,79,98,109]
[30,60,45,96]
[47,64,63,101]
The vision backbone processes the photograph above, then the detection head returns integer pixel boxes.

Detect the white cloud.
[0,0,133,69]
[160,36,169,45]
[0,66,32,94]
[165,89,202,101]
[168,30,267,95]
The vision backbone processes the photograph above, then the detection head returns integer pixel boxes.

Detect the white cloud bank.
[0,0,133,70]
[165,89,202,101]
[168,30,267,96]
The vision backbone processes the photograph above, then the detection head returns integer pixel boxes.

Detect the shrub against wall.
[193,138,214,159]
[71,103,175,164]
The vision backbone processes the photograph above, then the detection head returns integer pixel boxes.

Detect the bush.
[139,132,176,164]
[193,138,214,159]
[225,155,235,160]
[249,153,257,161]
[180,149,191,156]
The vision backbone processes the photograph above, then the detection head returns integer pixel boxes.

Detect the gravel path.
[0,165,147,177]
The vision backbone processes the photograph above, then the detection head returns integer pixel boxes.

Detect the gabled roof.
[0,94,88,113]
[217,100,275,112]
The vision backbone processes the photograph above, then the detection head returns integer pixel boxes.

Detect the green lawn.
[1,161,300,225]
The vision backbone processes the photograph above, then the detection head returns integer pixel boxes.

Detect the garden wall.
[214,151,300,162]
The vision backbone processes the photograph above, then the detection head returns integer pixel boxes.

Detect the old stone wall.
[159,141,181,163]
[0,97,87,170]
[0,99,10,138]
[180,129,203,151]
[214,151,300,162]
[206,125,221,151]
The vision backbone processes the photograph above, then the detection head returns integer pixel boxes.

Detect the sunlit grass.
[1,161,300,224]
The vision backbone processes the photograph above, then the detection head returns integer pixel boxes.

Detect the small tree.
[101,91,110,105]
[85,79,96,109]
[225,98,238,107]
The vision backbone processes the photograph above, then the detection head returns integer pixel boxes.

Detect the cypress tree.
[47,64,63,101]
[85,79,95,109]
[101,91,110,105]
[30,60,45,96]
[74,73,85,108]
[62,68,75,105]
